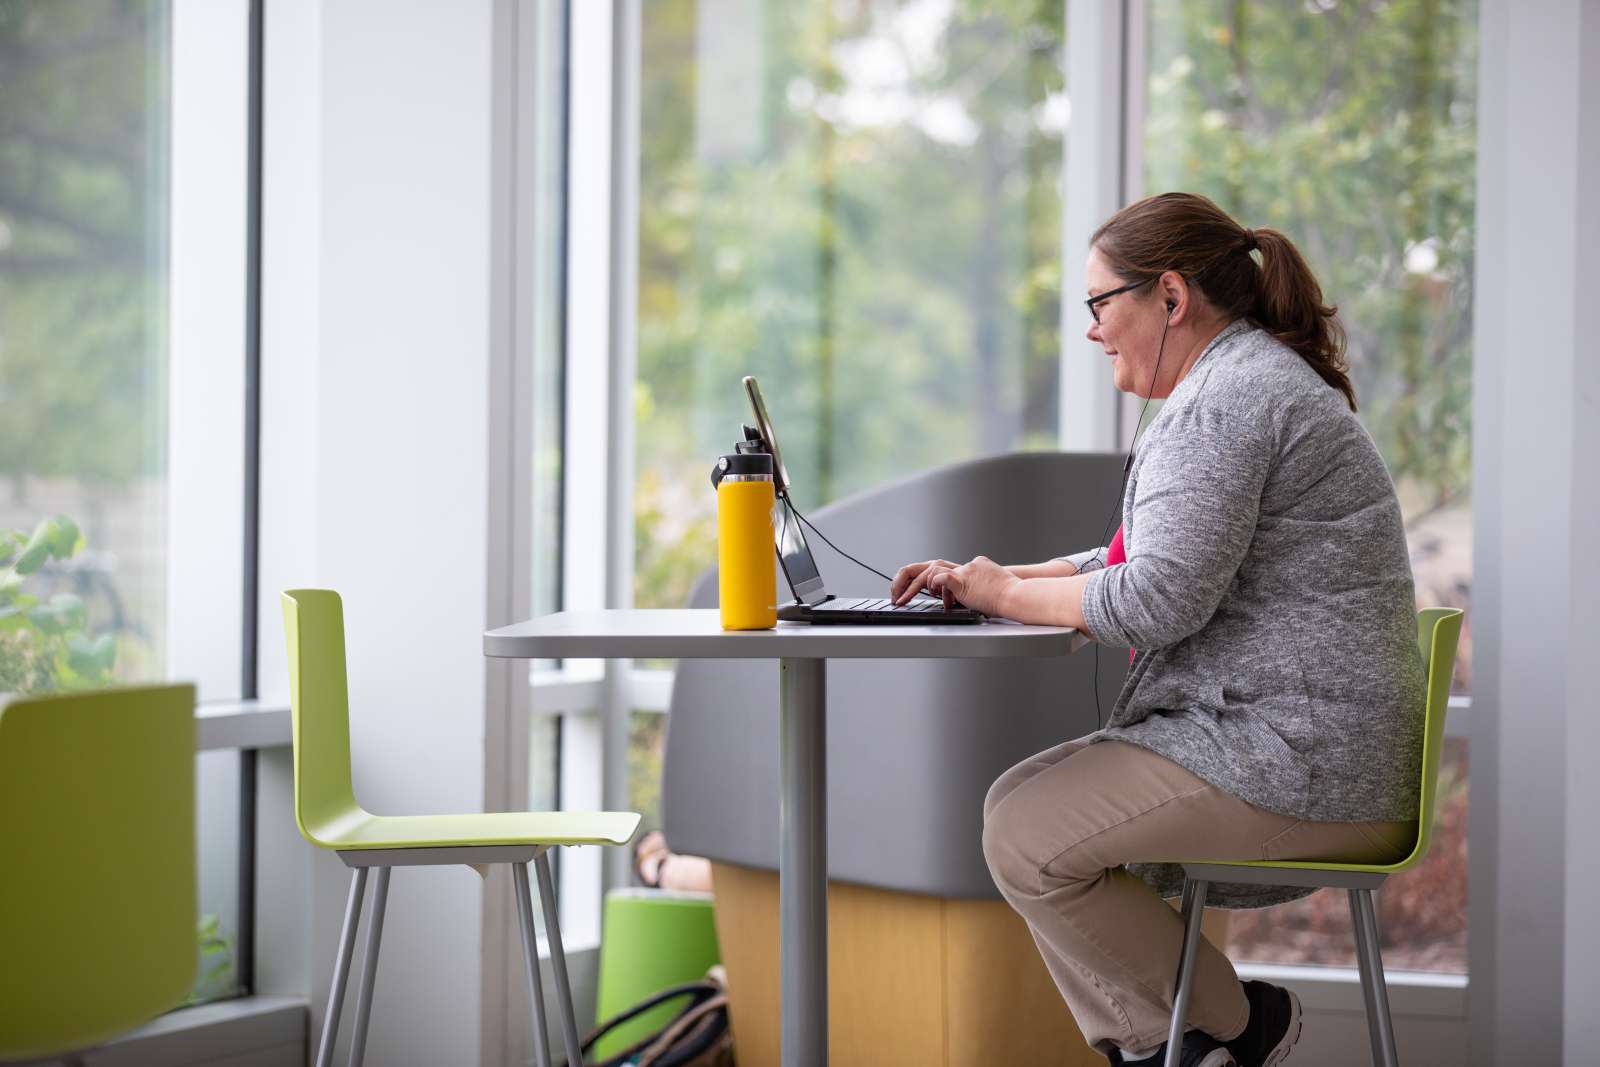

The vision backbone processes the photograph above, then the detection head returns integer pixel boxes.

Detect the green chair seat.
[303,809,640,851]
[1158,607,1464,1067]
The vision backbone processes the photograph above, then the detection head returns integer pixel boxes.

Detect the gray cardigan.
[1065,320,1425,827]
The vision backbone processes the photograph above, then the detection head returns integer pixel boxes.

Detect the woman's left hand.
[927,555,1021,618]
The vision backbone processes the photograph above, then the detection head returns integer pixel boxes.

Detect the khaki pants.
[980,737,1415,1057]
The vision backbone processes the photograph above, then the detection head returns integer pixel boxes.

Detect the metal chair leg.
[534,850,585,1067]
[514,862,554,1067]
[1351,888,1400,1067]
[348,866,391,1067]
[1163,878,1209,1067]
[1348,889,1380,1053]
[317,867,369,1067]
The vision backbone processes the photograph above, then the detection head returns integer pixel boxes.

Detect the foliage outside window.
[1142,0,1476,974]
[0,517,117,693]
[1,1,171,685]
[0,0,241,1007]
[635,0,1066,610]
[630,710,667,835]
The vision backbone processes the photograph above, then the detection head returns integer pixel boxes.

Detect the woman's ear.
[1158,270,1188,323]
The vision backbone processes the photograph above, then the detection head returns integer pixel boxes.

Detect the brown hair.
[1092,192,1355,411]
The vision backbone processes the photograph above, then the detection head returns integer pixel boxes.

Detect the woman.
[889,192,1424,1067]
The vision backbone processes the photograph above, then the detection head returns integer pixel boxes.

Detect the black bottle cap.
[717,452,773,477]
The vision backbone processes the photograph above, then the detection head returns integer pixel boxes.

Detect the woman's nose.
[1086,319,1102,343]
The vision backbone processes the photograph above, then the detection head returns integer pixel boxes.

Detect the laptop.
[742,376,984,626]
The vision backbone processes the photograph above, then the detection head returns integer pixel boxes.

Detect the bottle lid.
[716,452,773,478]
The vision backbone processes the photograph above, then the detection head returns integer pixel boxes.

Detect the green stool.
[1160,608,1464,1067]
[283,590,640,1067]
[592,887,722,1060]
[0,684,197,1061]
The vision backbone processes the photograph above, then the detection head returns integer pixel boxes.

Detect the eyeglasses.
[1084,277,1155,324]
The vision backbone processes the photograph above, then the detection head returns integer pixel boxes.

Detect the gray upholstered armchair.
[663,449,1130,897]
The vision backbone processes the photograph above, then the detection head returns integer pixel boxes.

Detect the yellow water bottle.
[712,451,777,630]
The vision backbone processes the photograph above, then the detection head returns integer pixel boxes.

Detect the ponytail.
[1092,193,1357,411]
[1250,227,1355,411]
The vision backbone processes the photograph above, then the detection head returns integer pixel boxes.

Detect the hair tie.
[1245,229,1260,252]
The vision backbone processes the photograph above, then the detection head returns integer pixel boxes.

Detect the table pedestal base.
[780,656,827,1066]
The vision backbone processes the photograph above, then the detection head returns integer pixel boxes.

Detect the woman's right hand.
[890,559,959,606]
[892,557,1079,606]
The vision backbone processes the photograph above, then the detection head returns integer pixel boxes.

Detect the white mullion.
[169,0,248,702]
[488,3,539,1060]
[1120,0,1148,204]
[559,0,618,941]
[600,0,644,895]
[627,669,673,715]
[530,673,606,717]
[564,3,614,628]
[1114,0,1149,449]
[1060,0,1129,454]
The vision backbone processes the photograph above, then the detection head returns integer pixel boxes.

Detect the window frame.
[165,0,261,1005]
[1116,0,1474,996]
[547,0,1475,1022]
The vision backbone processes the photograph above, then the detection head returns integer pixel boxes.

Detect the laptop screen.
[775,499,827,605]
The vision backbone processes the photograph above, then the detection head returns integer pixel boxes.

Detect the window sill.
[64,995,308,1067]
[1236,962,1466,1019]
[196,699,291,750]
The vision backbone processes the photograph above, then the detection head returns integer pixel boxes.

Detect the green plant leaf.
[65,633,116,677]
[13,541,50,576]
[27,604,69,636]
[47,593,86,631]
[0,530,25,566]
[45,516,81,558]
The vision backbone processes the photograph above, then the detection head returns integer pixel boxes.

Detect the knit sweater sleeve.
[1079,406,1273,648]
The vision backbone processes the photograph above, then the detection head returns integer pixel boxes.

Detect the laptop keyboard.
[816,597,946,613]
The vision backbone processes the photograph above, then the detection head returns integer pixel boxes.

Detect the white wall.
[256,1,499,1063]
[1470,1,1600,1062]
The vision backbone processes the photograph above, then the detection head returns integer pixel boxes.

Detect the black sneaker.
[1224,980,1303,1066]
[1109,1030,1237,1066]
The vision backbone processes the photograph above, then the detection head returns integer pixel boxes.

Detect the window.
[528,0,570,811]
[635,0,1067,610]
[1142,0,1477,974]
[0,0,254,1004]
[0,2,172,688]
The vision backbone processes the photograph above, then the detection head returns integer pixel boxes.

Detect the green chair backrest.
[0,684,197,1059]
[281,589,364,847]
[1396,607,1465,873]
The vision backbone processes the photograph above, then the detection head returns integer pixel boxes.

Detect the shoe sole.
[1262,989,1304,1066]
[1199,1050,1237,1067]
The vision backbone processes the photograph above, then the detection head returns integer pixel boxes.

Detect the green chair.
[1160,608,1464,1067]
[592,888,721,1060]
[0,684,197,1062]
[282,589,640,1067]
